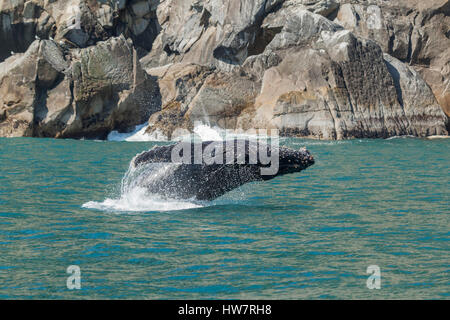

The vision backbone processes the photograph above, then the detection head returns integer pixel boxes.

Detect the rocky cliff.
[0,0,448,139]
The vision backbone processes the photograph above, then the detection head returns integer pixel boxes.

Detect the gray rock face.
[140,0,287,70]
[0,0,448,139]
[0,0,161,61]
[0,36,160,138]
[334,0,450,117]
[145,6,448,139]
[0,0,55,62]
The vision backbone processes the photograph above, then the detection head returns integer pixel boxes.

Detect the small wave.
[385,135,416,140]
[291,140,349,146]
[385,135,450,141]
[82,187,204,212]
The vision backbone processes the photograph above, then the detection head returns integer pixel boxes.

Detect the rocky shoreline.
[0,0,448,140]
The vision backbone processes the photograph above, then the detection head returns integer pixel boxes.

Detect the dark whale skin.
[132,140,315,201]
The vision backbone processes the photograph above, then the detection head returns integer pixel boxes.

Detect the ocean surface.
[0,136,448,299]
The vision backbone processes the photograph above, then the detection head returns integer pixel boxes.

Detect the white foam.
[107,122,274,142]
[193,124,224,141]
[191,123,275,141]
[385,135,416,140]
[83,161,205,212]
[107,123,169,142]
[82,187,203,212]
[291,140,354,146]
[385,135,449,141]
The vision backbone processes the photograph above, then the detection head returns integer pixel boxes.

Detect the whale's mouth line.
[278,164,308,172]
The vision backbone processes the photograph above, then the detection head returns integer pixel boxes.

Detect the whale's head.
[256,144,315,179]
[276,147,315,176]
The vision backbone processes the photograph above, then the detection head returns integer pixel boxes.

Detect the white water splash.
[83,162,205,212]
[192,124,224,141]
[82,187,203,212]
[107,122,273,142]
[107,123,168,142]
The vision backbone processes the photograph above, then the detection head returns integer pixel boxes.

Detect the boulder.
[334,0,450,117]
[0,41,41,137]
[0,0,161,61]
[141,0,286,70]
[0,36,161,138]
[144,62,216,139]
[0,0,56,61]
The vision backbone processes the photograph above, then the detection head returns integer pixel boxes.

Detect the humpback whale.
[130,140,315,201]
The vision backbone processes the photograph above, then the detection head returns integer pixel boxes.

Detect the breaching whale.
[130,140,315,201]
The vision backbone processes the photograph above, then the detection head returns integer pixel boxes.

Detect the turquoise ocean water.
[0,137,448,299]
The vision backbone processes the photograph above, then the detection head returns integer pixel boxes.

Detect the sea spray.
[83,159,204,212]
[107,123,169,142]
[106,122,275,142]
